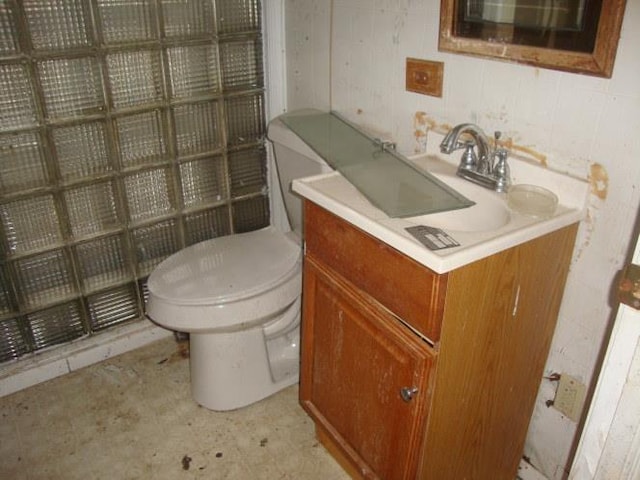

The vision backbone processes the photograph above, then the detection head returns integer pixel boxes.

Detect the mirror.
[439,0,627,77]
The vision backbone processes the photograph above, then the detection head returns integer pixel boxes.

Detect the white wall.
[284,1,640,477]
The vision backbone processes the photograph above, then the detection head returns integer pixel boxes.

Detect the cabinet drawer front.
[304,202,446,342]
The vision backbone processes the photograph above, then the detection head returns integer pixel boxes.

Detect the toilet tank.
[267,112,332,236]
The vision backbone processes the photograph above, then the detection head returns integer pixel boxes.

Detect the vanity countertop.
[293,147,589,274]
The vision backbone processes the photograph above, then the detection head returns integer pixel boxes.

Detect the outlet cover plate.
[406,58,444,97]
[554,373,586,422]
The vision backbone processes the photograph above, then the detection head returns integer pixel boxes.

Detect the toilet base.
[189,326,299,411]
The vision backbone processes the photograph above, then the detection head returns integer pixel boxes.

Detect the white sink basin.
[407,173,510,233]
[292,149,589,273]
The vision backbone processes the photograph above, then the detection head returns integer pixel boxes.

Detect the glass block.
[116,110,166,168]
[138,277,149,304]
[27,301,84,350]
[87,284,139,331]
[219,39,263,91]
[16,249,76,309]
[167,44,220,99]
[216,0,261,34]
[179,156,227,208]
[64,181,120,238]
[53,121,112,182]
[38,57,104,119]
[23,0,92,51]
[0,2,19,54]
[0,64,37,132]
[0,195,62,255]
[184,206,230,246]
[0,131,49,193]
[124,168,174,222]
[229,147,267,196]
[0,265,16,315]
[76,234,131,292]
[97,0,157,44]
[173,101,221,157]
[232,195,269,233]
[161,0,214,38]
[0,316,29,362]
[133,220,178,275]
[107,50,163,109]
[225,93,265,145]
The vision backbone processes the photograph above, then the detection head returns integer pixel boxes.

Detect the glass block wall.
[0,0,268,363]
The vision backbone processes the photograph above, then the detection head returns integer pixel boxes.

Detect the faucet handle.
[492,132,510,192]
[459,141,477,170]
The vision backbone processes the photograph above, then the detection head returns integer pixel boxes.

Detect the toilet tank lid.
[147,227,301,306]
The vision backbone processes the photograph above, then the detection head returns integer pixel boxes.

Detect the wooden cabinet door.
[300,257,435,480]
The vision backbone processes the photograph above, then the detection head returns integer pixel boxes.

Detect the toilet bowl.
[145,112,331,411]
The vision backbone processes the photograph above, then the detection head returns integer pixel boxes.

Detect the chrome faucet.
[439,123,511,193]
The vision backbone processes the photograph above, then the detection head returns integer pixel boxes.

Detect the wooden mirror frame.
[439,0,627,77]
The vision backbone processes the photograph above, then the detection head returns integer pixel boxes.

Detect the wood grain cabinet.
[300,201,579,480]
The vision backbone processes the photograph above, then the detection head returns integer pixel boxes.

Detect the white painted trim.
[0,320,172,397]
[569,234,640,479]
[264,0,286,121]
[263,0,288,232]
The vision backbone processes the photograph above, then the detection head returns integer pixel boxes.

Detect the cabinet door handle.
[400,387,419,402]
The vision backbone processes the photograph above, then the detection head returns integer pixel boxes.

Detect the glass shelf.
[281,111,474,218]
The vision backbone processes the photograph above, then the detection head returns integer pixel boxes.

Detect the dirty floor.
[0,337,350,480]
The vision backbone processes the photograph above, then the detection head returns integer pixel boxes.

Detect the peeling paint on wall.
[413,111,436,153]
[589,163,609,200]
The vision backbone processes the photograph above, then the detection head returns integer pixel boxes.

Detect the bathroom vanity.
[300,201,578,479]
[282,111,589,479]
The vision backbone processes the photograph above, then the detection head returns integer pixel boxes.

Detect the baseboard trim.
[0,319,173,398]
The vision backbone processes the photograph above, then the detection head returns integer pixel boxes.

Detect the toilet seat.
[146,226,302,332]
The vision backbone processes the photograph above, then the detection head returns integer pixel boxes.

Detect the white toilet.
[145,113,331,411]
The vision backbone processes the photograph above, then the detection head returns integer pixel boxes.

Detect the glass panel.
[23,0,92,51]
[0,195,62,255]
[0,64,37,132]
[282,112,475,218]
[184,206,230,246]
[107,50,163,109]
[167,44,219,99]
[228,147,266,196]
[219,39,263,90]
[76,234,131,292]
[116,110,166,168]
[28,301,84,350]
[38,57,104,119]
[87,284,139,331]
[16,249,76,309]
[232,195,269,233]
[0,131,49,193]
[53,121,112,182]
[216,0,261,34]
[225,93,265,145]
[161,0,214,37]
[64,181,120,238]
[97,0,157,44]
[180,156,227,208]
[132,220,178,275]
[0,2,19,55]
[173,101,221,157]
[124,168,174,222]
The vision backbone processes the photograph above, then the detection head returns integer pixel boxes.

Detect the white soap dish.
[507,184,558,218]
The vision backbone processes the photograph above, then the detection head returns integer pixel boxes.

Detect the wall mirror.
[439,0,627,77]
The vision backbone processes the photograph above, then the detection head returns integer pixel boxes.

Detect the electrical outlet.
[406,58,444,97]
[553,374,586,422]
